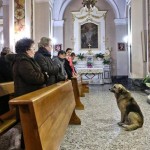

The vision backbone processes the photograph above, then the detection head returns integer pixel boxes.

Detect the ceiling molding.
[35,0,50,3]
[53,0,120,20]
[114,18,127,25]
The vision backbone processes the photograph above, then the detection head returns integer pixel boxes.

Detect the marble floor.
[0,84,150,150]
[60,84,150,150]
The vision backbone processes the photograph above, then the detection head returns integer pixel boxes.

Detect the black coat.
[13,54,46,97]
[64,58,73,79]
[34,47,59,85]
[0,55,13,82]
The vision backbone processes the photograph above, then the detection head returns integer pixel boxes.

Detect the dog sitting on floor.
[109,84,144,131]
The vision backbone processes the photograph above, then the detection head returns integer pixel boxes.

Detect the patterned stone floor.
[0,84,150,150]
[60,84,150,150]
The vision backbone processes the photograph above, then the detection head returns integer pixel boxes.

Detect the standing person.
[64,48,73,79]
[71,52,78,76]
[13,38,48,97]
[65,48,77,79]
[34,37,60,86]
[13,38,48,149]
[0,47,14,82]
[53,50,68,81]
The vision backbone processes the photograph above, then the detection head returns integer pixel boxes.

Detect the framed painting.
[118,42,125,51]
[55,44,62,52]
[81,23,98,49]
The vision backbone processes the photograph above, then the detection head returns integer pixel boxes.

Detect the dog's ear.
[118,87,123,93]
[119,86,128,94]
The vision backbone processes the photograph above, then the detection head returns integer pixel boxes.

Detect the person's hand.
[43,72,49,81]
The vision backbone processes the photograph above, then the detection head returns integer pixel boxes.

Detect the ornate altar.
[75,49,112,84]
[72,6,107,55]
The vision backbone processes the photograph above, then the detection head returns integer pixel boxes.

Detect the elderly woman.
[13,38,49,149]
[34,37,60,85]
[13,38,48,97]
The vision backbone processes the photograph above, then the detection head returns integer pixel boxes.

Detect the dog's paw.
[118,122,124,126]
[122,124,130,131]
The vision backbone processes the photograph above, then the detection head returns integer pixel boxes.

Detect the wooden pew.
[81,80,89,93]
[0,82,17,135]
[9,80,80,150]
[79,76,89,94]
[71,77,85,110]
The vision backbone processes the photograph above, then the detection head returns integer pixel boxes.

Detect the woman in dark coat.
[34,37,60,85]
[13,38,48,97]
[13,38,48,149]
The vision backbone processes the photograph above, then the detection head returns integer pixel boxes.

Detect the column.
[114,18,128,77]
[53,20,64,56]
[34,1,51,49]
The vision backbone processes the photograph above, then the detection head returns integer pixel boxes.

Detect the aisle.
[61,84,150,150]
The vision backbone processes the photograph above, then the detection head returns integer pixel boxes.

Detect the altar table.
[76,68,104,84]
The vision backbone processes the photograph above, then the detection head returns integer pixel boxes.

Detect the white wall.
[34,2,50,49]
[130,0,145,78]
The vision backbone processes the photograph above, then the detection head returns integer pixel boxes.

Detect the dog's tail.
[122,124,141,131]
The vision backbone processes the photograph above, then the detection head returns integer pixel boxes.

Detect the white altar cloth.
[77,68,103,74]
[76,68,104,84]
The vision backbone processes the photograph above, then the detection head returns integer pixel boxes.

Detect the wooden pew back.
[9,80,75,150]
[0,82,17,135]
[0,81,14,97]
[71,77,84,110]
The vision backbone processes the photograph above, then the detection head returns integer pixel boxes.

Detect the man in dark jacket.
[35,37,60,85]
[53,50,68,81]
[0,47,14,82]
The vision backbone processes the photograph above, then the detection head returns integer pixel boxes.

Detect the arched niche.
[72,7,107,54]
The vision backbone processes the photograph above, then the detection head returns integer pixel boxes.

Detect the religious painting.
[14,0,25,34]
[81,23,98,49]
[55,44,62,52]
[118,42,125,51]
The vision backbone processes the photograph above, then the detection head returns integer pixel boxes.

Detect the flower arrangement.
[87,62,93,68]
[77,53,85,60]
[73,60,77,65]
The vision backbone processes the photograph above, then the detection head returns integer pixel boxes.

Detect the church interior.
[1,0,150,150]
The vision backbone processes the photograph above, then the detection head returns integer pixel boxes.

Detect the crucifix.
[88,43,91,49]
[88,43,92,55]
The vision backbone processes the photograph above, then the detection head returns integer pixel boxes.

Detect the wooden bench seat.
[0,82,17,135]
[9,80,79,150]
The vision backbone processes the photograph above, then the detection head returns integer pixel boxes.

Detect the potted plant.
[95,53,104,60]
[143,75,150,87]
[77,53,85,60]
[103,59,110,64]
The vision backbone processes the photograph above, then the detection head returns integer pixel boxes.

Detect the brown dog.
[109,84,144,131]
